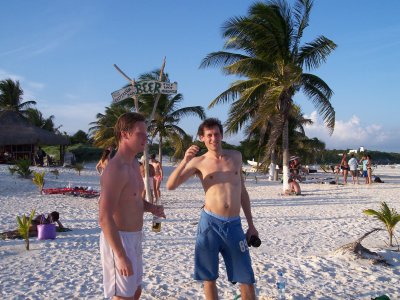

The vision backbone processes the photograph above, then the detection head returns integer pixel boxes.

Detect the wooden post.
[113,57,166,207]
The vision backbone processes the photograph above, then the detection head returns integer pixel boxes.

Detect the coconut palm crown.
[0,79,36,112]
[137,70,206,161]
[200,0,336,189]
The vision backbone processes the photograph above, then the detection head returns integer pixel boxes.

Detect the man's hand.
[152,204,166,218]
[115,255,133,277]
[183,145,200,162]
[246,225,259,241]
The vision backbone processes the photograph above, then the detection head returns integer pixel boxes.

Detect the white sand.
[1,161,399,299]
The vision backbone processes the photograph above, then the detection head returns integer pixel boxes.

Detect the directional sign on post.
[111,81,178,103]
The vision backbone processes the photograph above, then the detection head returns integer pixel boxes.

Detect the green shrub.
[50,169,59,179]
[74,163,84,175]
[16,209,36,250]
[363,202,400,247]
[32,171,45,194]
[9,159,32,178]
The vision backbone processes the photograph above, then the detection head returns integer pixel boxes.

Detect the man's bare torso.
[194,150,242,217]
[100,158,144,231]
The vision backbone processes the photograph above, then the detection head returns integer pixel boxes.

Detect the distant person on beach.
[96,148,111,175]
[35,146,46,166]
[339,153,349,184]
[167,118,258,300]
[285,177,301,195]
[366,154,373,184]
[99,112,165,300]
[1,211,66,239]
[139,159,156,201]
[360,155,368,183]
[348,153,359,184]
[149,153,163,201]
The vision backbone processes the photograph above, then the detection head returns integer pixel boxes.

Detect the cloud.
[304,111,399,151]
[39,101,104,135]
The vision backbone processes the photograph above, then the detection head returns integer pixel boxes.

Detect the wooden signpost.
[112,57,175,232]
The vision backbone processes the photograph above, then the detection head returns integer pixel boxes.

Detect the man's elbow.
[166,182,174,190]
[98,213,112,228]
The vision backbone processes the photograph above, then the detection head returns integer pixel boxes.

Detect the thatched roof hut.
[0,110,69,163]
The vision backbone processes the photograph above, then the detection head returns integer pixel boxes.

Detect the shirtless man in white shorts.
[99,112,165,300]
[167,118,258,300]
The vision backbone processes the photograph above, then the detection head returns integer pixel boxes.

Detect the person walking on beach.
[339,153,349,184]
[360,155,368,184]
[139,159,156,201]
[366,154,373,184]
[99,112,165,300]
[149,153,163,201]
[348,153,359,184]
[96,148,111,175]
[166,118,258,300]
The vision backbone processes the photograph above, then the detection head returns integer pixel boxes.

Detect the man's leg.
[240,283,256,300]
[112,285,141,300]
[204,280,218,300]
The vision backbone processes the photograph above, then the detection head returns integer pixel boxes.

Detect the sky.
[1,1,400,152]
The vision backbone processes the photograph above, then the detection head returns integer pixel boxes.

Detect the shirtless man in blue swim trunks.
[167,118,258,300]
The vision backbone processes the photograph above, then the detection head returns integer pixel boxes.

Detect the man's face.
[123,121,147,152]
[200,126,223,151]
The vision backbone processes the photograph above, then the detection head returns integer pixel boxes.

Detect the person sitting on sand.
[1,211,67,240]
[96,148,112,175]
[285,177,301,195]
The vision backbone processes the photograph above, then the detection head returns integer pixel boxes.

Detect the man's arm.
[240,167,258,239]
[166,145,199,190]
[98,164,132,276]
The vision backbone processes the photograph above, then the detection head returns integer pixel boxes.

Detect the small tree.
[8,159,32,178]
[16,209,36,250]
[74,163,84,176]
[32,171,45,194]
[363,202,400,247]
[50,169,59,179]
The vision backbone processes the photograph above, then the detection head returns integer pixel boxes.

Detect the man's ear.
[121,130,129,140]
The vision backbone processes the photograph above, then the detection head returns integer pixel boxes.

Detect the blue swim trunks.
[194,209,255,284]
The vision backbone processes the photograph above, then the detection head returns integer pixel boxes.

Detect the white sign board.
[111,86,136,103]
[112,81,178,103]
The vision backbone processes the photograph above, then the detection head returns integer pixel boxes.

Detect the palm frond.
[298,36,337,70]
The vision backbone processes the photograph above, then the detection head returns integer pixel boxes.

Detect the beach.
[0,162,399,299]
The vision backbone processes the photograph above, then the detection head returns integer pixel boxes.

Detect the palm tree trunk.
[282,120,289,191]
[270,148,277,181]
[143,145,154,204]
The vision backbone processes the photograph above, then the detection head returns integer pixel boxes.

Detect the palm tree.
[89,103,131,148]
[138,70,206,162]
[0,79,36,112]
[200,0,336,190]
[363,202,400,247]
[24,108,57,132]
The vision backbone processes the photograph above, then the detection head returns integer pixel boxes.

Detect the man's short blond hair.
[114,112,146,145]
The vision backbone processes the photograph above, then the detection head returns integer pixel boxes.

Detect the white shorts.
[100,231,143,298]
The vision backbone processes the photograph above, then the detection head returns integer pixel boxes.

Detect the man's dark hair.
[197,118,223,137]
[114,112,146,144]
[150,153,156,160]
[49,211,59,222]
